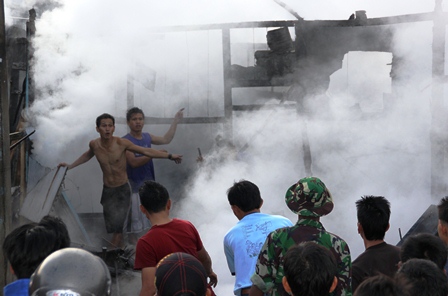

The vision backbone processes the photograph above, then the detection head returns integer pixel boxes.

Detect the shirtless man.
[59,113,182,247]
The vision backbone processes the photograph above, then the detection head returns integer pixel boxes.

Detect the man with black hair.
[60,113,182,247]
[400,233,447,270]
[3,216,71,296]
[282,242,338,296]
[352,195,400,292]
[436,196,448,273]
[123,107,184,242]
[396,258,448,296]
[39,215,71,250]
[353,274,410,296]
[134,180,217,296]
[224,180,292,296]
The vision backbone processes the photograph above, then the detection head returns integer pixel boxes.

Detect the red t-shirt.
[134,218,204,269]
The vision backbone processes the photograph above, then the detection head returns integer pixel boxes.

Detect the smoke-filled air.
[5,0,447,294]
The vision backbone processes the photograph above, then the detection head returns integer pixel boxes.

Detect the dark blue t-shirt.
[123,132,155,192]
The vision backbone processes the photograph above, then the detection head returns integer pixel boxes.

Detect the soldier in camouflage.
[249,177,352,296]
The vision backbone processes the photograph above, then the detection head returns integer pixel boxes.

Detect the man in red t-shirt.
[134,181,218,296]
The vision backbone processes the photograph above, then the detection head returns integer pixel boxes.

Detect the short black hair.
[139,181,170,214]
[96,113,115,127]
[3,216,71,279]
[400,233,447,270]
[283,242,337,296]
[126,107,145,122]
[39,215,71,250]
[354,274,410,296]
[3,223,58,278]
[356,195,391,240]
[227,180,262,212]
[437,196,448,223]
[396,258,448,296]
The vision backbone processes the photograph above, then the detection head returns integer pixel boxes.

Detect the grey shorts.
[100,182,131,233]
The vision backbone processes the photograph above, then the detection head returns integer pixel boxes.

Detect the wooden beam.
[232,104,296,111]
[146,11,442,34]
[0,0,12,288]
[115,116,226,125]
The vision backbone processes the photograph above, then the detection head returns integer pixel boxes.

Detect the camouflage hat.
[285,177,334,217]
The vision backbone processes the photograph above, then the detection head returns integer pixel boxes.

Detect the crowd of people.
[4,109,448,296]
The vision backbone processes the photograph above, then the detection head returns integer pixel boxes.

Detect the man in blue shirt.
[224,180,292,296]
[123,107,184,243]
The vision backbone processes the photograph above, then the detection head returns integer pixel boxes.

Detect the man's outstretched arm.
[59,148,94,170]
[122,138,182,163]
[151,108,184,145]
[125,150,152,168]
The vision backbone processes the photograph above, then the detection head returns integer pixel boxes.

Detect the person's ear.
[329,276,338,293]
[357,222,363,234]
[282,276,292,295]
[140,204,147,214]
[441,221,448,235]
[385,223,390,232]
[166,199,172,210]
[260,199,264,208]
[397,260,402,270]
[230,205,239,215]
[9,264,15,275]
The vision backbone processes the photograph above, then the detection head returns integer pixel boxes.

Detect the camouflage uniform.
[250,218,351,296]
[250,177,352,296]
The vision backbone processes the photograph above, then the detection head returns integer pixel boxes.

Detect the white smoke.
[5,0,445,294]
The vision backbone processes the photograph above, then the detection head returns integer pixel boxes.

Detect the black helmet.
[29,248,112,296]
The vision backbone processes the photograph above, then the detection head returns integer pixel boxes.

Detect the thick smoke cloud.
[5,0,444,294]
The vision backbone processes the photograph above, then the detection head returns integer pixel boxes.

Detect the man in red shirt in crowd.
[134,180,218,296]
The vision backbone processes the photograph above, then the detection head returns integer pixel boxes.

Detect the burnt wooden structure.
[1,8,35,289]
[126,4,448,195]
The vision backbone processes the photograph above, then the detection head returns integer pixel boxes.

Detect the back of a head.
[29,247,111,296]
[400,233,447,270]
[437,196,448,223]
[396,258,448,296]
[3,222,62,278]
[356,195,390,240]
[354,274,410,296]
[139,180,170,213]
[283,242,337,296]
[39,215,71,250]
[155,252,208,296]
[227,180,262,212]
[3,223,38,278]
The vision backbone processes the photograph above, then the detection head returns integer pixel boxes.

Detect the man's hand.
[170,154,183,164]
[174,108,184,123]
[208,271,218,287]
[58,162,70,169]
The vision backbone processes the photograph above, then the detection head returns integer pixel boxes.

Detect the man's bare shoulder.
[89,138,100,148]
[116,137,132,147]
